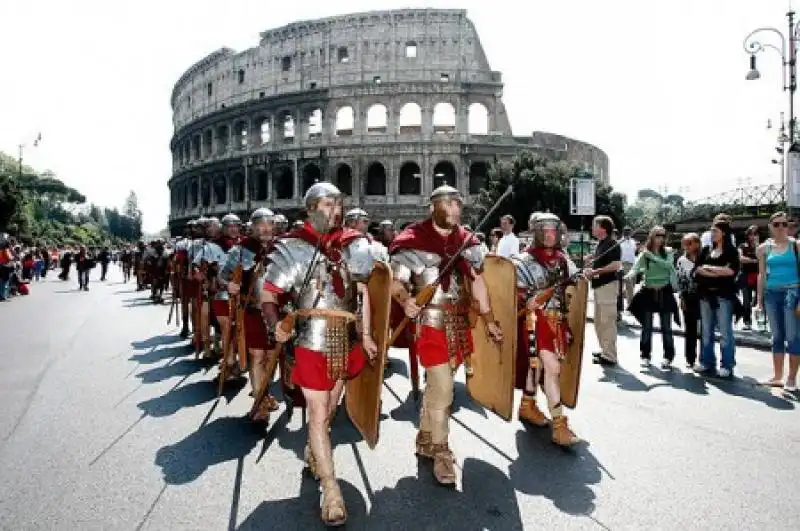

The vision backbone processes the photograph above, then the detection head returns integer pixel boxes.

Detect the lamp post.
[17,133,42,179]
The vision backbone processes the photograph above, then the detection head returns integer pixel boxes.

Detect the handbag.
[792,241,800,318]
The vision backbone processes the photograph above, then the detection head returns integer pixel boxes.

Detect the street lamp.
[743,13,797,143]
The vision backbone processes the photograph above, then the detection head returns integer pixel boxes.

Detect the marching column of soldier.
[130,183,596,527]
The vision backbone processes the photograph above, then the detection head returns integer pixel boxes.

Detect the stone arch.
[190,179,199,208]
[281,112,295,142]
[433,160,457,188]
[468,103,489,135]
[259,117,271,145]
[307,108,323,139]
[302,163,322,194]
[335,106,355,136]
[213,175,227,204]
[398,161,421,195]
[215,124,229,153]
[366,104,388,133]
[230,172,245,203]
[468,162,488,194]
[254,169,269,201]
[334,163,353,196]
[274,166,294,199]
[433,102,456,134]
[398,102,422,134]
[200,177,211,207]
[234,120,249,149]
[203,129,213,155]
[365,162,386,196]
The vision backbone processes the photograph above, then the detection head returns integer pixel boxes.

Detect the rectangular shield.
[345,260,392,449]
[560,277,589,409]
[467,255,518,421]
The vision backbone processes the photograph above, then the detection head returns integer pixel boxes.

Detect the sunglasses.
[772,221,789,228]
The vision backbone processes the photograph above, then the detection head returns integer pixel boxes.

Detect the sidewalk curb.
[585,315,772,352]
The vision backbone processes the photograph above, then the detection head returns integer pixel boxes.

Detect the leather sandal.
[319,477,347,527]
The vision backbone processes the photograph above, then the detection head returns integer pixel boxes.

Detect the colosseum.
[168,8,608,233]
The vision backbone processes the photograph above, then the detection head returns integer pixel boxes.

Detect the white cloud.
[0,0,790,230]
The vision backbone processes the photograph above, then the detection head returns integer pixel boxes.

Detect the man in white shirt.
[618,226,638,309]
[496,214,520,258]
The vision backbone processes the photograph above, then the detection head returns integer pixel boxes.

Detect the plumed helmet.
[303,182,341,209]
[429,184,462,204]
[345,208,369,222]
[250,207,274,224]
[221,213,242,226]
[530,212,567,249]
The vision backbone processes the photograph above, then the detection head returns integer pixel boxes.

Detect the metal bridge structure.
[634,183,786,233]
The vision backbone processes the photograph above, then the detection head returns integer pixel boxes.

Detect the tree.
[475,151,627,232]
[0,173,24,230]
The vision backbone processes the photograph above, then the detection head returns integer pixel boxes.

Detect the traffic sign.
[570,177,595,216]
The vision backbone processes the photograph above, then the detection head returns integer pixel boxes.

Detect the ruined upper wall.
[170,9,501,130]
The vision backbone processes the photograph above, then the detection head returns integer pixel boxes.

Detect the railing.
[650,183,786,226]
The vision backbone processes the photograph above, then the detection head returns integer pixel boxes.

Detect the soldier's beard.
[432,205,457,230]
[308,210,336,234]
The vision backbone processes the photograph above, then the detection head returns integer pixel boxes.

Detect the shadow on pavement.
[136,358,215,384]
[367,457,523,530]
[385,355,409,379]
[237,479,367,531]
[131,334,182,350]
[155,416,263,485]
[705,375,795,410]
[138,378,244,418]
[129,344,192,365]
[596,365,652,392]
[643,366,710,395]
[450,381,488,419]
[510,424,604,520]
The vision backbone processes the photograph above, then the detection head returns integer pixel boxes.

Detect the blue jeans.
[764,287,800,355]
[640,311,675,360]
[700,298,735,370]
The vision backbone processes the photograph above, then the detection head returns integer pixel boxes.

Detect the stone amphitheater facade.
[168,8,609,232]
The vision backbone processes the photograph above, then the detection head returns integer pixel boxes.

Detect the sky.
[0,0,794,231]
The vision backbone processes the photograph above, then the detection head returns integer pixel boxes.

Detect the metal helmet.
[250,207,274,224]
[429,184,462,204]
[273,213,287,224]
[187,219,197,227]
[527,211,546,231]
[379,219,393,228]
[196,216,209,225]
[530,212,567,249]
[221,213,242,226]
[206,216,220,226]
[345,208,369,223]
[303,182,341,209]
[293,220,305,229]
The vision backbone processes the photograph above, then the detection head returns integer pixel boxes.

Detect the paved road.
[1,266,799,530]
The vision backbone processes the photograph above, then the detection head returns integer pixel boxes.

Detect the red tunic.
[263,221,367,390]
[389,219,480,368]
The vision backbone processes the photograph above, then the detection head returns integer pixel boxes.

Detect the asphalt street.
[1,265,799,531]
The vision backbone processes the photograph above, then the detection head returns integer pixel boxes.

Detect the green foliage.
[0,151,142,245]
[475,151,627,231]
[625,188,686,228]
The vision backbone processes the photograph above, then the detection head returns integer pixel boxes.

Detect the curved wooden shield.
[561,277,589,409]
[345,260,392,449]
[467,256,518,421]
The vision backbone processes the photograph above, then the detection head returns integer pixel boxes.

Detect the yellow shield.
[467,255,518,421]
[560,277,589,409]
[345,260,392,449]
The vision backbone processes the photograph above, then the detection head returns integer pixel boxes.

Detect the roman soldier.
[176,220,201,339]
[273,213,289,236]
[346,208,389,262]
[133,241,147,290]
[511,212,581,446]
[379,219,395,247]
[260,182,378,526]
[388,185,503,486]
[207,214,242,361]
[146,239,171,303]
[190,217,216,354]
[221,208,277,420]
